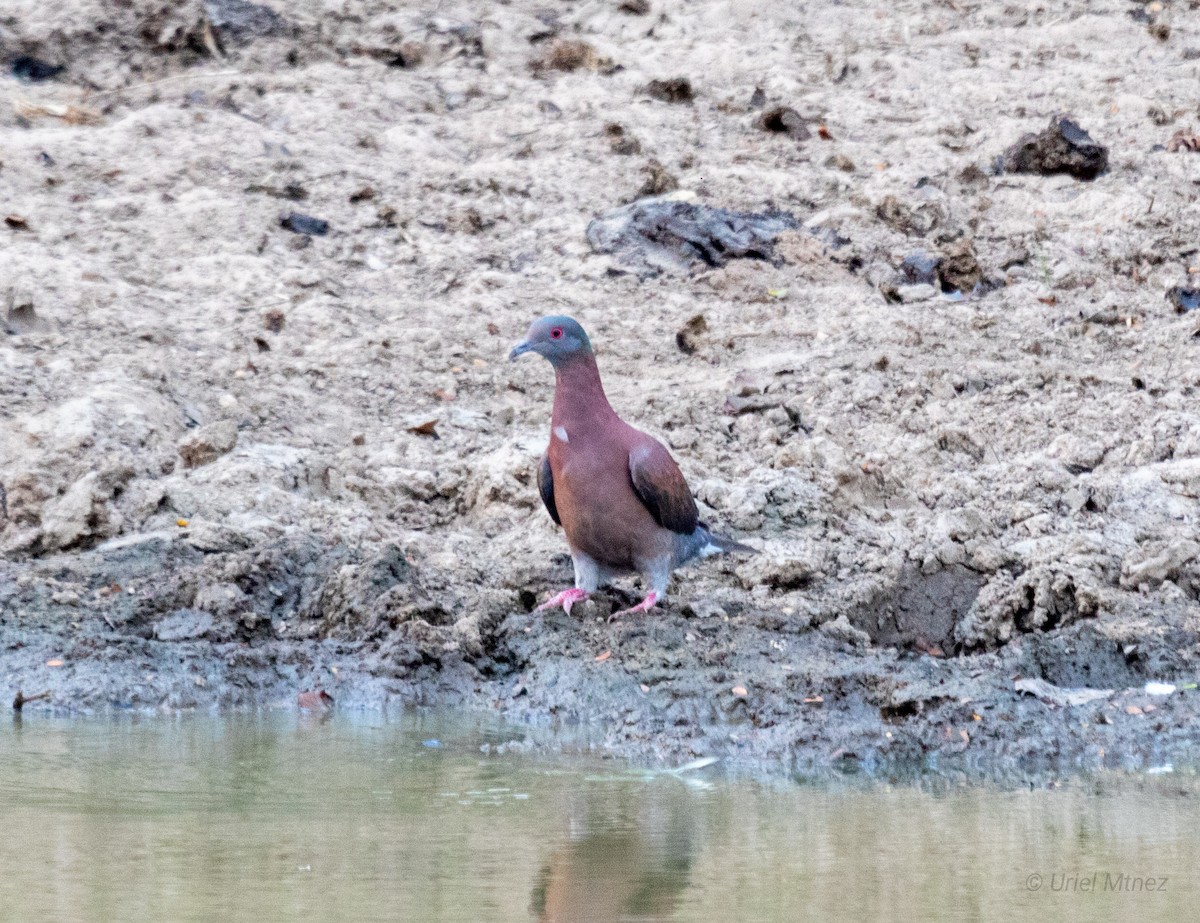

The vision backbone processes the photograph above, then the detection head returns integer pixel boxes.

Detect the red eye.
[550,327,563,339]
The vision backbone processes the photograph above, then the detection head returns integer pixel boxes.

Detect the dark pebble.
[900,252,939,286]
[1167,287,1200,313]
[11,56,63,82]
[280,213,329,236]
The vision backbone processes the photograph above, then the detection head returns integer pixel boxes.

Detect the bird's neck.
[551,354,617,431]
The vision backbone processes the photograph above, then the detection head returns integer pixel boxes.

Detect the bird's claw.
[608,592,659,622]
[537,588,590,616]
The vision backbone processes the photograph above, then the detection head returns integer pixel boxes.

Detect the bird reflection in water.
[530,798,694,923]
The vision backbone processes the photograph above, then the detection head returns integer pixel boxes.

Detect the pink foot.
[609,592,659,622]
[537,588,590,616]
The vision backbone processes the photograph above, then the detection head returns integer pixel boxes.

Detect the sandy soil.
[2,0,1200,773]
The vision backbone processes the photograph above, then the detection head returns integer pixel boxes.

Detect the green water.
[0,712,1195,923]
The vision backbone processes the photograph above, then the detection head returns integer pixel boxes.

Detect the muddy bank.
[4,532,1198,774]
[3,0,1200,774]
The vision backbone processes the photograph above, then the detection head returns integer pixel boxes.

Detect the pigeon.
[510,315,755,617]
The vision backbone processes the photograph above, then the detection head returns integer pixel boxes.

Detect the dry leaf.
[406,419,439,438]
[594,650,612,663]
[803,695,824,704]
[1125,705,1144,715]
[176,518,189,527]
[46,659,64,667]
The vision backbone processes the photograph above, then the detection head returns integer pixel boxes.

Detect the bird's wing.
[628,438,699,535]
[537,451,561,525]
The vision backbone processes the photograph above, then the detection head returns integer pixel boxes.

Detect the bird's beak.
[509,340,534,362]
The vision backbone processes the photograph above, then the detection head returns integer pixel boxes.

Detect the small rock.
[1166,287,1200,312]
[618,0,650,13]
[11,56,63,82]
[1002,115,1109,181]
[899,251,939,286]
[280,213,329,236]
[178,420,238,468]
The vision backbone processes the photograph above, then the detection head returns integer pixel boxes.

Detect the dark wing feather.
[537,452,561,525]
[628,439,699,534]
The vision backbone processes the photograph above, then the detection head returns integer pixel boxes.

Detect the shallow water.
[0,712,1195,923]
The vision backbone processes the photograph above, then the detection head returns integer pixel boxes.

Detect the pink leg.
[608,591,659,622]
[537,588,590,616]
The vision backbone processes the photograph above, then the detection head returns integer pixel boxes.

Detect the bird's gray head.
[509,315,593,366]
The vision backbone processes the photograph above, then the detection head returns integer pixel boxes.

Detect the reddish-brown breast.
[546,354,673,570]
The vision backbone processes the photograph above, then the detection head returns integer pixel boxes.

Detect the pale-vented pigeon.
[510,315,755,617]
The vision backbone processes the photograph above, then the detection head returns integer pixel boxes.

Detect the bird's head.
[509,315,593,366]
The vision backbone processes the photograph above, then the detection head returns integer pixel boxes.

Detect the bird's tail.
[700,528,753,556]
[690,524,757,560]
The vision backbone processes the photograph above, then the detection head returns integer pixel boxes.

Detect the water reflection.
[531,796,694,922]
[0,713,1197,923]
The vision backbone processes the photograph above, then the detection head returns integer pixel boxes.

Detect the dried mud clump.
[1002,115,1109,180]
[936,238,984,293]
[643,77,694,104]
[756,106,811,141]
[178,421,238,469]
[605,123,642,155]
[531,39,614,73]
[636,159,679,198]
[587,198,800,277]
